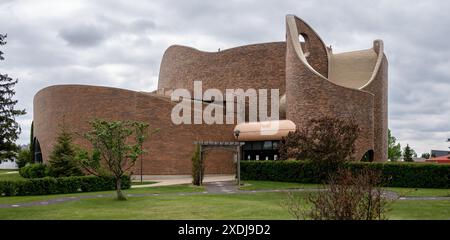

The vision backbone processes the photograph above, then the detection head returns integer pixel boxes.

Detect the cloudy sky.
[1,0,449,155]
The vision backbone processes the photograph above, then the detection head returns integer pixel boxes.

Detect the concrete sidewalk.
[131,174,235,188]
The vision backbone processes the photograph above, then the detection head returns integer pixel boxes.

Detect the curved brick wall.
[33,14,389,177]
[285,15,381,161]
[158,42,286,94]
[33,85,236,175]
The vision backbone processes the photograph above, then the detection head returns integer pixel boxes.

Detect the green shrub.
[16,148,32,168]
[240,160,450,189]
[19,163,49,178]
[0,175,131,196]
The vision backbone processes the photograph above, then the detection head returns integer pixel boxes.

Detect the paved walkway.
[1,180,449,209]
[131,174,235,188]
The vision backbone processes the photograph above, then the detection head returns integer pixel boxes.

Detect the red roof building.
[426,154,450,164]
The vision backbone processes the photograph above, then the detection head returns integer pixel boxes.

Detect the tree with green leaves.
[76,119,153,200]
[48,124,83,177]
[0,34,26,161]
[421,153,431,159]
[403,144,415,162]
[388,129,402,162]
[16,147,31,168]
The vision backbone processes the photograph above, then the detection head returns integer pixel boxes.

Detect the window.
[253,142,262,150]
[263,141,272,150]
[272,141,279,149]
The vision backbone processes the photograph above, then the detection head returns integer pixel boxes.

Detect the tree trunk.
[116,177,127,201]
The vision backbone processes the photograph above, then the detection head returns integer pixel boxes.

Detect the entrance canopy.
[233,120,296,141]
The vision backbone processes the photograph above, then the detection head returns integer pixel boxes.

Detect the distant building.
[430,150,450,158]
[426,154,450,164]
[0,160,18,169]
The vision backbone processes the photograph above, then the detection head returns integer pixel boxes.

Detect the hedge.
[19,163,49,178]
[0,175,131,197]
[240,160,450,189]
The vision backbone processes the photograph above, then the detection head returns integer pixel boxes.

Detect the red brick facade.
[33,15,388,175]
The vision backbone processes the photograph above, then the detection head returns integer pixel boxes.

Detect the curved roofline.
[359,40,384,90]
[286,15,375,96]
[165,41,285,55]
[34,84,153,101]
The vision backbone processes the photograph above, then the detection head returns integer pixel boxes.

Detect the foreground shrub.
[19,163,49,178]
[284,168,390,220]
[0,175,131,197]
[241,160,450,188]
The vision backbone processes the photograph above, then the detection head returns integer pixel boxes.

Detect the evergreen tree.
[388,129,402,161]
[48,124,83,177]
[403,144,414,162]
[0,34,26,161]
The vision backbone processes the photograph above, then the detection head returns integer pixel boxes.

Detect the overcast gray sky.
[1,0,449,155]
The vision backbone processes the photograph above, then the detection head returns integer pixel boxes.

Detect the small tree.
[77,119,150,200]
[0,34,26,161]
[16,148,31,168]
[48,124,83,177]
[421,153,431,159]
[388,129,402,161]
[191,144,204,186]
[279,116,360,176]
[403,144,415,162]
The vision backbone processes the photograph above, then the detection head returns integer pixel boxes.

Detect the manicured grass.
[389,200,450,220]
[0,171,23,181]
[240,180,450,197]
[0,191,449,220]
[240,181,320,190]
[0,184,205,205]
[388,187,450,197]
[0,192,294,220]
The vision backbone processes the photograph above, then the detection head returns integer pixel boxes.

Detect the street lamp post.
[234,130,241,186]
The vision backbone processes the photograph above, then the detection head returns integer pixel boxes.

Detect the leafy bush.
[19,163,49,178]
[241,160,450,189]
[279,117,359,164]
[0,175,131,196]
[16,148,32,168]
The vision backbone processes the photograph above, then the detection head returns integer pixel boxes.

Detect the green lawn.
[241,180,450,197]
[389,200,450,220]
[0,170,22,181]
[0,184,205,205]
[0,180,449,220]
[0,191,449,220]
[240,180,320,190]
[388,187,450,197]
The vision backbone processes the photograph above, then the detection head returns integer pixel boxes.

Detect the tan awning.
[233,120,296,141]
